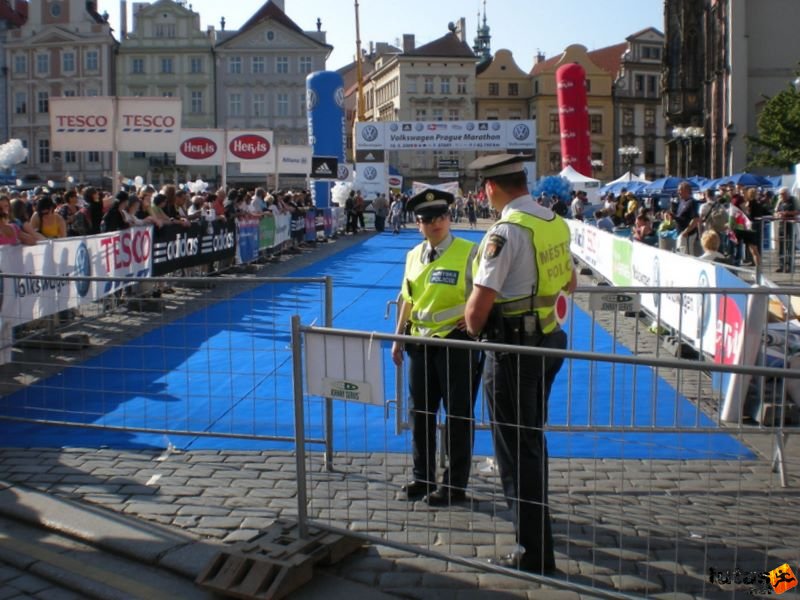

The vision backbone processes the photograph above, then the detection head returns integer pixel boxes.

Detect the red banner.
[556,63,592,177]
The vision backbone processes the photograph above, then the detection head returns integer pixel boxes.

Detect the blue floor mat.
[0,229,753,460]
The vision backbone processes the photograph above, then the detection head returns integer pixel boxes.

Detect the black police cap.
[407,189,454,218]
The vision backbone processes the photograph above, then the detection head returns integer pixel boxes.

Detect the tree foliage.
[747,82,800,170]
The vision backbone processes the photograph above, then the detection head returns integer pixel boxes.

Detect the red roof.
[405,32,476,59]
[531,42,627,78]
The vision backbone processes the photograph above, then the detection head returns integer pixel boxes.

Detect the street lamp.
[618,145,641,179]
[671,126,704,177]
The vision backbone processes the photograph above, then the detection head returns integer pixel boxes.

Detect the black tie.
[428,247,437,263]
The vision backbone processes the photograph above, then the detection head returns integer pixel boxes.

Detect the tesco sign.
[180,137,218,160]
[229,135,270,160]
[121,114,177,129]
[55,115,109,129]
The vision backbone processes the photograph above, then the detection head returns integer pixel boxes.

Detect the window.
[87,89,99,97]
[154,24,176,38]
[642,46,661,60]
[65,151,77,163]
[549,152,562,172]
[508,82,519,96]
[190,57,203,74]
[440,77,450,94]
[161,57,173,74]
[432,108,443,121]
[424,77,434,93]
[87,151,100,163]
[252,57,265,74]
[131,58,144,74]
[299,93,306,116]
[62,89,76,97]
[161,90,174,97]
[14,55,26,75]
[50,1,61,16]
[229,56,242,74]
[277,93,289,117]
[36,54,49,75]
[415,108,427,120]
[585,79,591,92]
[299,56,312,74]
[644,137,656,164]
[622,107,634,127]
[276,56,289,74]
[486,109,499,120]
[229,93,242,116]
[85,50,98,71]
[644,107,656,128]
[549,114,560,134]
[407,77,417,93]
[38,91,49,113]
[457,77,467,94]
[62,52,75,72]
[448,109,459,121]
[488,82,499,96]
[508,110,522,120]
[253,93,265,117]
[190,91,203,114]
[647,75,657,95]
[14,92,26,114]
[635,74,644,94]
[590,114,603,134]
[38,139,50,164]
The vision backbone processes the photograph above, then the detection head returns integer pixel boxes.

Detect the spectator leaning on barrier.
[101,191,131,233]
[594,208,615,232]
[699,230,729,264]
[30,196,67,239]
[0,195,36,245]
[774,186,799,273]
[81,186,103,234]
[675,182,701,256]
[9,198,43,243]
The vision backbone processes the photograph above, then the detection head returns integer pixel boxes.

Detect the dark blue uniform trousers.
[407,329,480,490]
[483,329,567,573]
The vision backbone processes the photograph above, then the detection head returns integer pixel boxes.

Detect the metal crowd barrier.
[291,284,800,597]
[0,273,335,462]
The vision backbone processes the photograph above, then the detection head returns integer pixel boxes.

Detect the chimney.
[120,0,127,37]
[316,17,321,32]
[535,51,546,64]
[456,17,466,42]
[402,34,415,53]
[220,16,225,30]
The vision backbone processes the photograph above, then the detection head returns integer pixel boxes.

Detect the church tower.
[472,0,491,67]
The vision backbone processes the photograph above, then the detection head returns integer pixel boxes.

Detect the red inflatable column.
[556,63,592,177]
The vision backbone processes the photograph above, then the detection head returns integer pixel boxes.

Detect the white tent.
[606,171,651,185]
[559,165,602,204]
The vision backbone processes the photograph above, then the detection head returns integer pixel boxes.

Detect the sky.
[101,0,663,71]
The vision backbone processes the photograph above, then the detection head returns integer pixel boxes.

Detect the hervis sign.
[588,291,642,313]
[175,129,225,166]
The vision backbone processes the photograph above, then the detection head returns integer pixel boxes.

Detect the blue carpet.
[0,228,753,460]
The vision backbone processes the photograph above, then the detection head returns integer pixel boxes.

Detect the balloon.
[134,175,144,188]
[47,180,55,188]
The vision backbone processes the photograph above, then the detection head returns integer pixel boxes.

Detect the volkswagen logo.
[334,86,344,108]
[466,122,475,131]
[337,164,350,180]
[306,89,318,111]
[491,122,501,131]
[513,124,530,140]
[361,125,379,142]
[414,123,424,131]
[389,123,399,132]
[364,166,377,180]
[74,242,91,298]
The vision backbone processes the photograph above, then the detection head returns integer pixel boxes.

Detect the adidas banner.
[311,156,338,179]
[152,220,236,276]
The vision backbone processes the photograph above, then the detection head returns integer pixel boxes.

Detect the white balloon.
[15,179,22,187]
[47,180,55,188]
[67,176,74,183]
[134,175,144,187]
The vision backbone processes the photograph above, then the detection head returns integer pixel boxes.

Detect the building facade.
[6,0,117,186]
[0,1,27,145]
[116,0,215,181]
[474,49,531,122]
[704,0,800,177]
[362,25,478,184]
[530,44,620,181]
[613,27,666,179]
[214,0,331,185]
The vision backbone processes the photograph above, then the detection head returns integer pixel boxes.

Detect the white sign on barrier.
[305,331,385,406]
[0,226,153,324]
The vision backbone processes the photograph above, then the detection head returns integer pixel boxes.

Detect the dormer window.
[50,1,62,17]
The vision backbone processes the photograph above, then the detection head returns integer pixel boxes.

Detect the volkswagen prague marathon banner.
[151,220,236,276]
[355,120,536,151]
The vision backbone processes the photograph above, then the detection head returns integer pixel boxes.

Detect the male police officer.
[391,189,481,505]
[465,154,576,575]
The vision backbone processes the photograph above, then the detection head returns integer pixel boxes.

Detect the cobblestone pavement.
[0,223,798,599]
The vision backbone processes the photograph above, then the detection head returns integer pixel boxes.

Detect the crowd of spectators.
[564,181,799,272]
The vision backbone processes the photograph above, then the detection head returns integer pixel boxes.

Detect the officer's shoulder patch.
[484,233,507,259]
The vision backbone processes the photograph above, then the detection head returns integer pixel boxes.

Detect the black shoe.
[424,487,467,506]
[488,551,556,575]
[402,480,432,500]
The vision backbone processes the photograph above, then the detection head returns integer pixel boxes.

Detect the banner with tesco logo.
[50,97,183,153]
[116,97,183,152]
[176,129,225,166]
[49,96,115,151]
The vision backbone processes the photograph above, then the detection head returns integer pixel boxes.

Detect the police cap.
[407,189,454,219]
[467,153,531,179]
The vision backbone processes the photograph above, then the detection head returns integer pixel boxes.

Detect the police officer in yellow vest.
[465,154,577,575]
[392,189,481,506]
